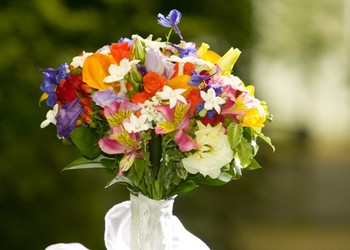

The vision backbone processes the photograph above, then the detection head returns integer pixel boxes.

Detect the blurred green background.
[1,0,350,249]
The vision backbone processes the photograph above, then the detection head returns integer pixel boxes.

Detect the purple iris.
[56,98,83,138]
[40,63,70,107]
[189,71,213,86]
[170,43,197,58]
[209,83,224,96]
[157,9,183,40]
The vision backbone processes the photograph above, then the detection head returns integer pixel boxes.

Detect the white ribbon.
[46,194,210,250]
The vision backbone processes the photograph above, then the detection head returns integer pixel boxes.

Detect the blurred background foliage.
[1,0,350,249]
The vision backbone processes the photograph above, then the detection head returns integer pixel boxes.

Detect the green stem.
[149,131,162,179]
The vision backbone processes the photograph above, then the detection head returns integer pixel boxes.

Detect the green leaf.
[63,155,110,171]
[236,137,253,168]
[190,172,232,186]
[71,126,101,159]
[106,175,135,188]
[227,122,243,149]
[256,131,275,152]
[133,157,146,182]
[246,158,262,170]
[170,180,198,196]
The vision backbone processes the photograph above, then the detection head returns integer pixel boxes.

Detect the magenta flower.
[157,9,183,40]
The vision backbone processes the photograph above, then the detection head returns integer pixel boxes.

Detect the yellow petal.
[82,53,115,90]
[166,75,194,97]
[39,92,48,106]
[197,43,221,64]
[216,48,241,75]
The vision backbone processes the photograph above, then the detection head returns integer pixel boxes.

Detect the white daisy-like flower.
[70,51,93,69]
[122,114,150,133]
[156,85,187,109]
[40,104,58,129]
[200,88,226,114]
[104,58,140,84]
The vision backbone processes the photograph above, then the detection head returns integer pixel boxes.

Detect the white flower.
[132,34,166,51]
[104,58,140,84]
[70,51,93,69]
[122,114,150,133]
[200,88,226,113]
[182,122,233,179]
[40,104,58,129]
[156,85,187,109]
[140,100,165,126]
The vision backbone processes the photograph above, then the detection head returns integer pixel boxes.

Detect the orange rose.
[143,71,166,95]
[131,91,151,104]
[111,42,131,64]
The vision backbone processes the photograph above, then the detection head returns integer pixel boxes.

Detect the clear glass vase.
[104,193,210,250]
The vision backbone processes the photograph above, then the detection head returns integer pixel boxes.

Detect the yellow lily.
[216,48,241,75]
[197,43,221,64]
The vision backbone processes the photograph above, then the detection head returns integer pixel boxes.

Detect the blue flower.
[40,63,70,107]
[170,43,197,58]
[157,9,183,40]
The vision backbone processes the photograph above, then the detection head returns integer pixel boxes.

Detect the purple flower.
[189,71,213,86]
[40,63,70,107]
[56,98,83,138]
[92,88,126,108]
[170,43,197,58]
[157,9,183,40]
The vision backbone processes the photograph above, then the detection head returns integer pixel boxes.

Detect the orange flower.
[111,42,131,64]
[82,53,115,90]
[166,75,195,97]
[172,62,195,77]
[143,71,167,95]
[186,88,202,115]
[131,91,151,104]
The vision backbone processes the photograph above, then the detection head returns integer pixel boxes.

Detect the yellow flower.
[242,101,268,130]
[216,48,241,75]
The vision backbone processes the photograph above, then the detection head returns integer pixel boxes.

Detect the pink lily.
[155,103,199,152]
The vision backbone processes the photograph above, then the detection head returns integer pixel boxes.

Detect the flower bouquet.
[41,9,273,250]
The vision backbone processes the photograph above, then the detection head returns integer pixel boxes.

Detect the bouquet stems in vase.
[41,9,274,250]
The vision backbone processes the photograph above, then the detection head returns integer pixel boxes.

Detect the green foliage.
[71,126,101,159]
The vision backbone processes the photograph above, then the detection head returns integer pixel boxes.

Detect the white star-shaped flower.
[200,88,226,114]
[122,114,150,133]
[104,58,140,83]
[70,51,93,69]
[156,85,187,109]
[40,104,58,129]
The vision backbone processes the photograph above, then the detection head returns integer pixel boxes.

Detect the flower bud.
[131,36,145,63]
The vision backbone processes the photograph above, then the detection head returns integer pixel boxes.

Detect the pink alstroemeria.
[155,103,199,152]
[99,126,144,175]
[221,85,257,123]
[103,100,139,128]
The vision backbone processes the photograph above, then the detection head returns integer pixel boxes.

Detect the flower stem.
[149,131,162,179]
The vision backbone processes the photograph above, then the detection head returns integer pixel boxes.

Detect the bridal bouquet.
[40,9,273,200]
